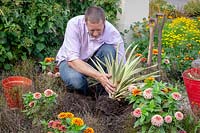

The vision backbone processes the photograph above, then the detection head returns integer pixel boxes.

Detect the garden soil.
[57,90,135,133]
[0,86,135,133]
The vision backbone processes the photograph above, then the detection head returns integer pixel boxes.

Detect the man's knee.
[62,72,88,90]
[99,44,116,58]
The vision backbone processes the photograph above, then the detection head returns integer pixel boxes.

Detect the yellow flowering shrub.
[162,17,200,74]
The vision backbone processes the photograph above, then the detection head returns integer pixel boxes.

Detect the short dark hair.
[85,6,105,23]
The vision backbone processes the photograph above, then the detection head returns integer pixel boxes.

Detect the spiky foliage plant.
[91,45,159,99]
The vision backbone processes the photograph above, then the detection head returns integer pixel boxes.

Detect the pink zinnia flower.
[28,101,35,107]
[44,89,54,97]
[164,115,172,123]
[48,120,54,128]
[151,115,164,127]
[171,92,182,101]
[52,120,62,129]
[143,88,153,99]
[131,108,142,118]
[33,92,42,99]
[175,111,184,121]
[58,125,66,132]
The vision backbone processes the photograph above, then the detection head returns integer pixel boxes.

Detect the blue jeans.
[59,44,116,95]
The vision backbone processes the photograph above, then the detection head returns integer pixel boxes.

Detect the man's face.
[86,20,104,38]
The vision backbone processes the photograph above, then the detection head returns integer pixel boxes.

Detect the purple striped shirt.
[56,15,125,65]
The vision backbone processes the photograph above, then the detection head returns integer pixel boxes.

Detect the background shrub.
[0,0,69,70]
[66,0,121,25]
[184,0,200,17]
[0,0,121,71]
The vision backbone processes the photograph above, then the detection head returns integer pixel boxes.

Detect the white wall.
[117,0,149,45]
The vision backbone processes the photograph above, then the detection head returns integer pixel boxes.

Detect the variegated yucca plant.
[91,45,159,100]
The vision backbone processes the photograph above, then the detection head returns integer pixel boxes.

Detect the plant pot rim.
[2,76,32,89]
[182,68,200,81]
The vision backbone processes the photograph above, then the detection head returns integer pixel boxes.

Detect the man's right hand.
[96,73,116,94]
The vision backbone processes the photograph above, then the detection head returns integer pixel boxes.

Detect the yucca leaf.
[90,57,105,74]
[132,71,160,83]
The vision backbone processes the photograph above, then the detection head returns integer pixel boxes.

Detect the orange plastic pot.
[2,76,32,109]
[182,68,200,111]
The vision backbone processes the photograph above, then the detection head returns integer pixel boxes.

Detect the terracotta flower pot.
[182,68,200,113]
[2,76,32,110]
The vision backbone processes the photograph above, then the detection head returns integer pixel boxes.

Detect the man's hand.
[96,73,116,94]
[68,59,116,94]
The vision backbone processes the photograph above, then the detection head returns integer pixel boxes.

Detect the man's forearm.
[67,59,101,80]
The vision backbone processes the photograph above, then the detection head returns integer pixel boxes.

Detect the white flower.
[164,59,170,64]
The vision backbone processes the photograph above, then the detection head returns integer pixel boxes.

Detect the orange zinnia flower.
[135,53,142,57]
[153,49,158,55]
[45,57,55,63]
[84,127,94,133]
[58,112,74,119]
[132,88,142,96]
[71,117,84,126]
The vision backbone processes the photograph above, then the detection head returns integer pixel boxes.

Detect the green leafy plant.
[91,45,159,99]
[181,114,200,133]
[42,112,94,133]
[22,89,57,125]
[126,78,185,132]
[39,57,55,72]
[0,0,68,70]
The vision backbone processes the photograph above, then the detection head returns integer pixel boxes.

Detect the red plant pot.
[2,76,32,109]
[182,68,200,112]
